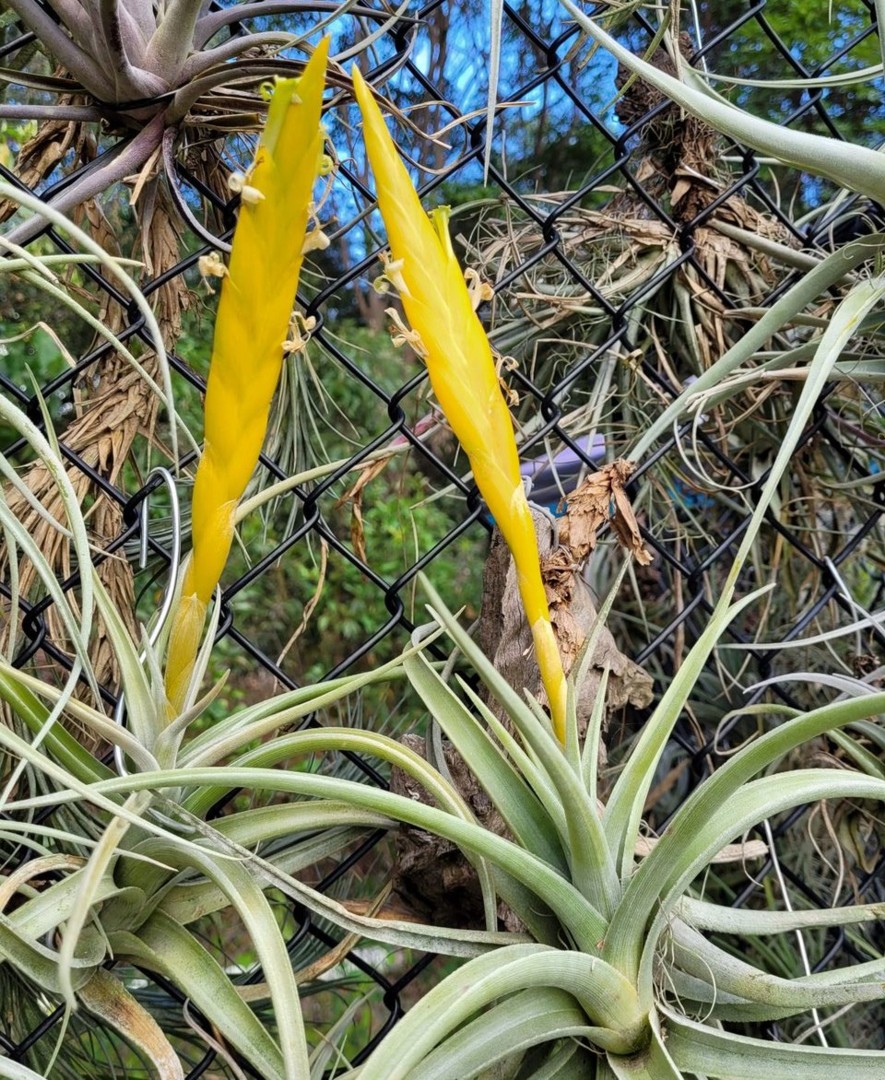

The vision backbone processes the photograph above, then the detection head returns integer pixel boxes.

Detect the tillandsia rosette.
[351,66,569,742]
[164,39,330,716]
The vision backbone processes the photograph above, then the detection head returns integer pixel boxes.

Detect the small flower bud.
[302,228,330,254]
[198,252,228,279]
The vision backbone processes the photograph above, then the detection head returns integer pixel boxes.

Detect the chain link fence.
[1,0,884,1073]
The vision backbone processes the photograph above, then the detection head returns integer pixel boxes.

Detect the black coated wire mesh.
[1,0,884,1073]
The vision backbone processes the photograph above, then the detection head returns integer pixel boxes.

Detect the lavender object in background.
[522,434,607,513]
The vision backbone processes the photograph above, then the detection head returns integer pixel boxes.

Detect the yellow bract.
[352,66,568,742]
[164,40,329,716]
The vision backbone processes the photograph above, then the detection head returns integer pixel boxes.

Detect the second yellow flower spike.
[352,66,568,742]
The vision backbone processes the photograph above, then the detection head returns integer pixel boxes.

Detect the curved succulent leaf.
[111,913,286,1080]
[662,1006,885,1078]
[413,987,594,1080]
[356,945,646,1079]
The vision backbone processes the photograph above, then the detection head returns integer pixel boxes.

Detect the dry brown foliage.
[557,460,653,566]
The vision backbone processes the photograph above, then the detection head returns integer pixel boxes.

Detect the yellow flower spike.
[164,39,330,717]
[352,66,569,743]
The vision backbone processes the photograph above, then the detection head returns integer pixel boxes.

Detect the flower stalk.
[163,39,329,716]
[351,66,568,741]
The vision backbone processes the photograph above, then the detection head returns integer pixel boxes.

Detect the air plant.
[0,374,477,1077]
[351,65,569,743]
[1,410,883,1080]
[463,4,885,707]
[0,3,408,244]
[559,0,885,203]
[1,7,885,1078]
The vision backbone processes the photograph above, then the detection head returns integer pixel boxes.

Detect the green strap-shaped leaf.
[157,825,377,927]
[0,670,111,785]
[606,1010,682,1080]
[110,913,285,1080]
[183,724,500,932]
[414,986,594,1080]
[677,894,885,935]
[662,1005,885,1078]
[404,649,567,872]
[670,920,885,1014]
[357,944,646,1080]
[420,579,620,916]
[622,771,885,997]
[90,764,610,953]
[132,840,309,1079]
[0,913,103,994]
[608,694,885,975]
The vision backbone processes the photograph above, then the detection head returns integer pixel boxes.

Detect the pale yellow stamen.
[465,267,494,310]
[198,252,228,280]
[227,172,265,204]
[302,228,330,254]
[282,312,317,354]
[378,251,410,296]
[386,307,427,357]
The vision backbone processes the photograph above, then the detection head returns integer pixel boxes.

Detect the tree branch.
[4,0,116,99]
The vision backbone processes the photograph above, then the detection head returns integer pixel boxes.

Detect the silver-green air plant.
[0,191,516,1076]
[0,3,370,244]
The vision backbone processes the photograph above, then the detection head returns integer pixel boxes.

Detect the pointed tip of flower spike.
[532,617,568,744]
[351,62,369,99]
[296,36,330,116]
[351,67,409,191]
[353,56,568,746]
[302,35,331,88]
[262,38,330,155]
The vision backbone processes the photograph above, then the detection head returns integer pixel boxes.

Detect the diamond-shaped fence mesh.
[1,0,884,1073]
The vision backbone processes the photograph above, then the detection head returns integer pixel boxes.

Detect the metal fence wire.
[1,0,884,1074]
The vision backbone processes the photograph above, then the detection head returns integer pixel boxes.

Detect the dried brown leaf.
[334,454,395,566]
[560,459,653,565]
[133,180,192,348]
[0,115,86,224]
[78,969,184,1080]
[276,538,328,667]
[0,354,162,696]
